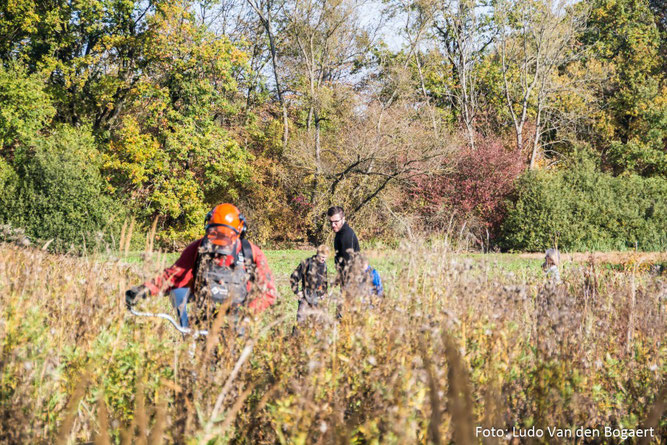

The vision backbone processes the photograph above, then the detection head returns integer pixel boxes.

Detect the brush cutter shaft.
[129,308,208,337]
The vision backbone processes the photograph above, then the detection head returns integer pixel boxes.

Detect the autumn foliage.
[409,136,526,236]
[0,0,665,250]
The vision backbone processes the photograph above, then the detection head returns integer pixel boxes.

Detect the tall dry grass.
[0,241,664,443]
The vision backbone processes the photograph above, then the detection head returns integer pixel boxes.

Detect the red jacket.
[144,238,277,313]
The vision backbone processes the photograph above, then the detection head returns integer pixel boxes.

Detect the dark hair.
[327,206,344,217]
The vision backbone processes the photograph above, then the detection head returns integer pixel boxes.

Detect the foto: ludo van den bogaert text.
[475,426,655,440]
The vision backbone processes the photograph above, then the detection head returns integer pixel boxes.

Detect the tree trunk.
[306,105,313,130]
[247,0,289,147]
[310,112,322,205]
[266,27,289,146]
[529,103,542,169]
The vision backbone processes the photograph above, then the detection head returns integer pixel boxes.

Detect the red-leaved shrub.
[409,135,526,236]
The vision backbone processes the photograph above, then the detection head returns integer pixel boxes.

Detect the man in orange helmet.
[125,203,277,326]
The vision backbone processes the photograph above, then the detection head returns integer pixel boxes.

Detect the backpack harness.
[302,256,326,305]
[192,238,255,314]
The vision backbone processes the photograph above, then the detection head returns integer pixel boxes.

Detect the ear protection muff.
[204,209,213,228]
[239,213,247,238]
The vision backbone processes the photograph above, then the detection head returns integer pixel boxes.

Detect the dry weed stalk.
[147,395,167,445]
[55,371,90,445]
[443,331,474,445]
[94,394,112,445]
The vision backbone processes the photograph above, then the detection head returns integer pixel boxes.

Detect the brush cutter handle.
[129,308,208,338]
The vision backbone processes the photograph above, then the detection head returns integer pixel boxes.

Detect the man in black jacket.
[327,206,360,286]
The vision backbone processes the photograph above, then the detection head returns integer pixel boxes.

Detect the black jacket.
[290,256,328,303]
[334,222,360,274]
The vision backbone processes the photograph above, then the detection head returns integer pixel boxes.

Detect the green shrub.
[500,152,667,251]
[0,157,17,210]
[7,125,124,251]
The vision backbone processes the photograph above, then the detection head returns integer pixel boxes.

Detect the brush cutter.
[129,308,208,338]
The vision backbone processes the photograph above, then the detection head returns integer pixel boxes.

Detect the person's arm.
[334,235,343,272]
[290,261,304,294]
[247,244,278,313]
[143,239,200,296]
[340,226,360,264]
[323,263,328,293]
[342,229,352,259]
[351,228,360,253]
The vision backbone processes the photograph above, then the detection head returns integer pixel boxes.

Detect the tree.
[501,149,667,251]
[583,0,666,176]
[279,0,378,224]
[493,0,589,168]
[102,3,254,244]
[1,0,158,130]
[409,134,525,237]
[432,0,494,149]
[286,91,450,240]
[0,61,55,227]
[246,0,291,146]
[382,0,439,135]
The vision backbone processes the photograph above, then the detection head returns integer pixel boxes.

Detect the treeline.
[0,0,665,251]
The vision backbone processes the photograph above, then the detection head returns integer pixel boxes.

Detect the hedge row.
[500,154,667,251]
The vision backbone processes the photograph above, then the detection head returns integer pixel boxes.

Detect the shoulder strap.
[306,256,319,280]
[192,238,207,280]
[240,238,255,283]
[241,238,253,264]
[193,251,201,279]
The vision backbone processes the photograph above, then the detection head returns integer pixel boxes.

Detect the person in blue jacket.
[361,256,383,297]
[337,253,384,316]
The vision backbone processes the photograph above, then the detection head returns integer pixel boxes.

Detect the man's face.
[328,213,345,233]
[316,253,328,264]
[206,225,239,254]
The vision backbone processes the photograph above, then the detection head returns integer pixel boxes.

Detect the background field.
[1,243,664,444]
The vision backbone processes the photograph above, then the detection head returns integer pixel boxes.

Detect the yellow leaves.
[292,432,308,445]
[620,254,652,273]
[1,0,40,34]
[230,47,249,65]
[354,420,381,444]
[141,1,250,84]
[337,353,350,363]
[411,386,427,411]
[104,118,162,192]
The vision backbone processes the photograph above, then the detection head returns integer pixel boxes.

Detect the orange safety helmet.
[204,203,247,246]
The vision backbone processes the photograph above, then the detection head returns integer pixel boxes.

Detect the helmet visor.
[206,225,238,247]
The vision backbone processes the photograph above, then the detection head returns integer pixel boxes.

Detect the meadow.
[0,242,664,444]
